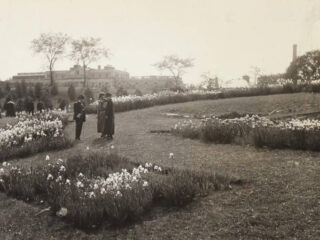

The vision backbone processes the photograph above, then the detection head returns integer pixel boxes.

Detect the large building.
[11,65,130,88]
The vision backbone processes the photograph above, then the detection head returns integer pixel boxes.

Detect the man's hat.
[78,95,85,100]
[99,92,105,98]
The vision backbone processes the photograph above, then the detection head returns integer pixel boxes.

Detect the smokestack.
[292,44,297,62]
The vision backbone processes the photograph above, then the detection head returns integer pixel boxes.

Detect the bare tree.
[70,37,109,87]
[31,33,69,86]
[154,55,194,89]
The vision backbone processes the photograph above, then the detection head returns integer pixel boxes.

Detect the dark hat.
[78,95,85,100]
[99,92,105,98]
[105,93,112,97]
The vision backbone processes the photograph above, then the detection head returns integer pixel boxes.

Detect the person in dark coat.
[26,99,34,115]
[102,93,114,139]
[97,93,106,137]
[4,100,16,117]
[37,101,44,113]
[73,95,86,140]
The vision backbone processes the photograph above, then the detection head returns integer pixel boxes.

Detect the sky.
[0,0,320,85]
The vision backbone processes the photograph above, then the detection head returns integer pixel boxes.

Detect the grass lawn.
[1,93,320,239]
[161,92,320,118]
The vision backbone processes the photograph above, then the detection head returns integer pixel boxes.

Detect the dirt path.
[1,97,320,239]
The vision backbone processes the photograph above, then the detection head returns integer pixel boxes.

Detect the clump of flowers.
[172,114,320,151]
[0,110,67,150]
[0,152,229,229]
[86,90,222,113]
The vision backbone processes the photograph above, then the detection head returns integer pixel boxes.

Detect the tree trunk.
[50,67,54,86]
[83,64,86,87]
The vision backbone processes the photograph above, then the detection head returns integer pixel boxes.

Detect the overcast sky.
[0,0,320,84]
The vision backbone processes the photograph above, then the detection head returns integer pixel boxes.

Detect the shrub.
[116,87,129,97]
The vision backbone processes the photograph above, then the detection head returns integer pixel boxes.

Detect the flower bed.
[0,110,72,162]
[86,83,320,114]
[86,90,222,113]
[172,114,320,151]
[0,151,231,229]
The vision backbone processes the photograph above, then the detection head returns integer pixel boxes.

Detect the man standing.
[73,95,86,140]
[102,93,115,139]
[97,93,106,137]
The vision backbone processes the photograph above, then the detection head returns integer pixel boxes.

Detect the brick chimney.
[292,44,297,62]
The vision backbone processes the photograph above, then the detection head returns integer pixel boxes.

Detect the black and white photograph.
[0,0,319,239]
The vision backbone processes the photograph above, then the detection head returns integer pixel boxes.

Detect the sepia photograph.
[0,0,319,239]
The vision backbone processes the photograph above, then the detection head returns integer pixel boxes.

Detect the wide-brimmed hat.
[99,92,105,98]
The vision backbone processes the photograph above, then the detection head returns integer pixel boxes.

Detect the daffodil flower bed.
[0,151,231,228]
[86,90,222,113]
[0,110,72,161]
[86,83,320,114]
[172,115,320,151]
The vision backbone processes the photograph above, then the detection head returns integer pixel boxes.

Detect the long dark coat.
[73,101,86,122]
[5,101,16,117]
[97,100,107,133]
[103,99,114,136]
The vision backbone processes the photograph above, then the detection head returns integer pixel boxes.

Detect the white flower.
[56,207,68,217]
[115,191,122,197]
[45,155,50,161]
[56,176,63,182]
[65,179,71,185]
[2,162,7,167]
[145,162,152,168]
[89,191,96,198]
[142,181,148,187]
[59,165,66,172]
[93,183,99,190]
[100,187,106,194]
[78,172,84,178]
[0,168,4,174]
[76,181,84,188]
[47,174,53,181]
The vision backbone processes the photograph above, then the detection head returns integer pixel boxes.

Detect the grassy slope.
[1,92,320,239]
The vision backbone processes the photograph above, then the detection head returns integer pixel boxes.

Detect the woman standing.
[97,93,106,137]
[103,93,115,139]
